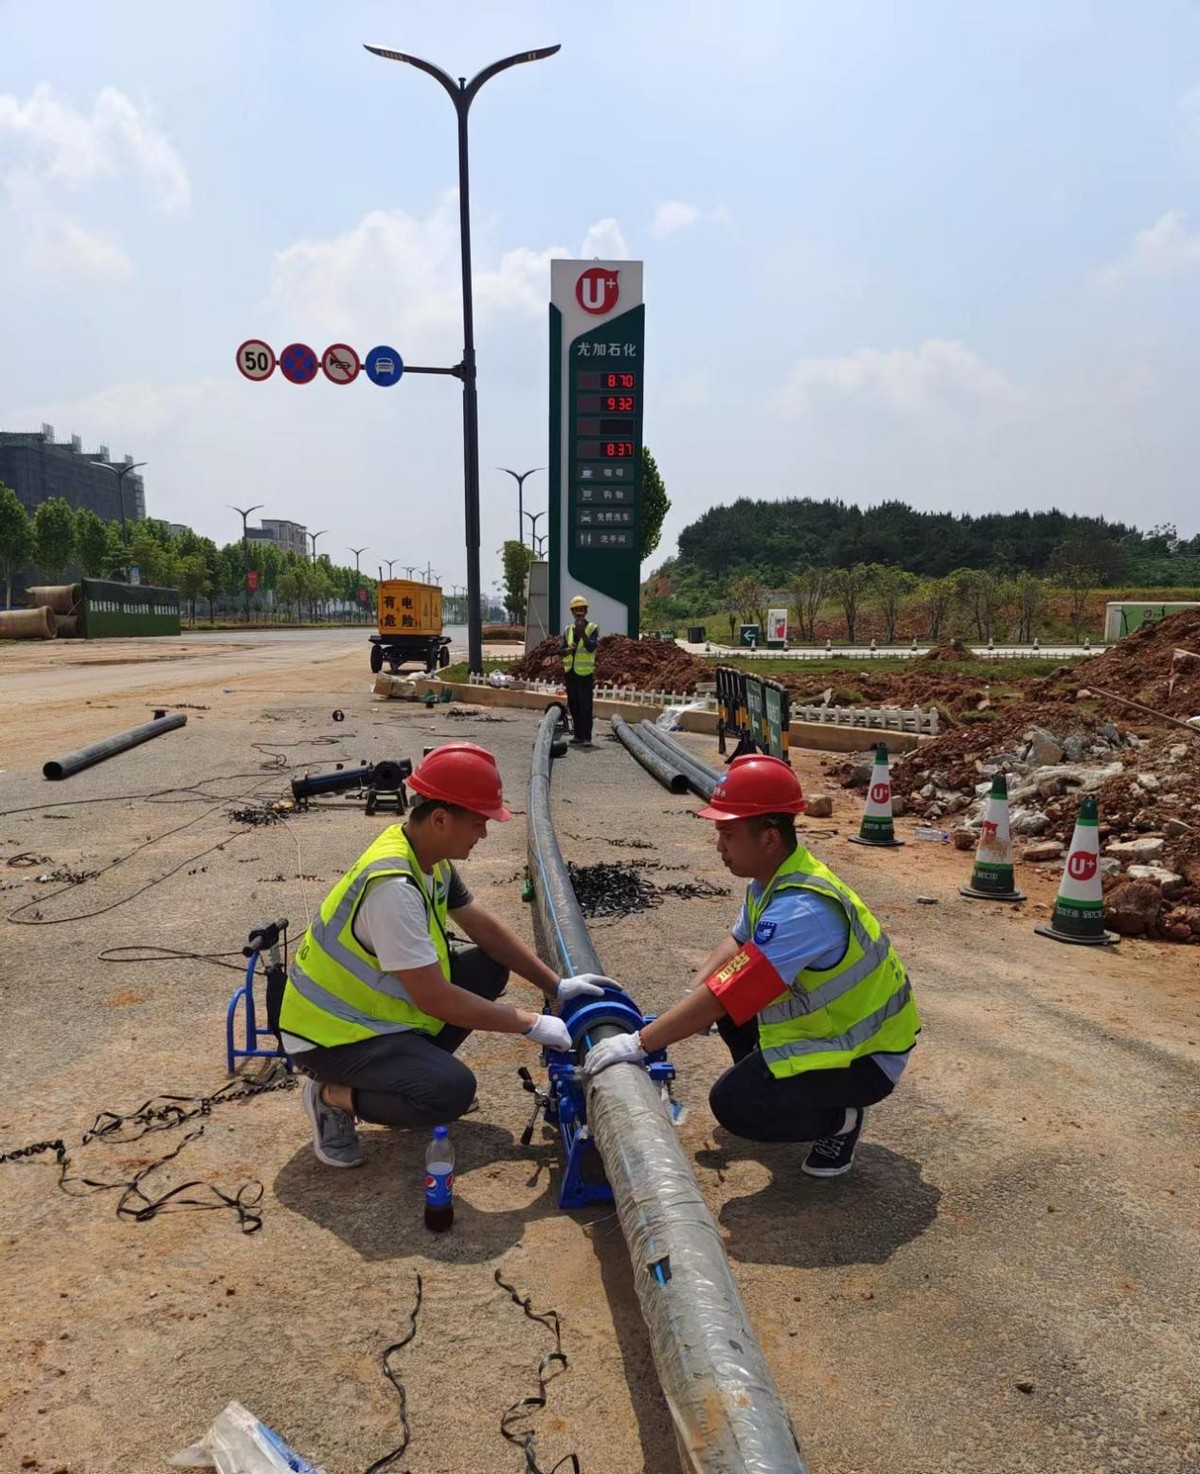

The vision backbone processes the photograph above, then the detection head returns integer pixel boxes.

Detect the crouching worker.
[279,742,609,1167]
[584,755,919,1178]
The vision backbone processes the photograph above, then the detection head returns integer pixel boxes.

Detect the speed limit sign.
[236,339,276,381]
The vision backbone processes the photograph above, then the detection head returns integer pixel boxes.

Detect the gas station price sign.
[549,260,645,636]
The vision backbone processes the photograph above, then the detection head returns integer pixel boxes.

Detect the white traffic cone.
[960,773,1025,902]
[848,744,904,848]
[1034,796,1117,945]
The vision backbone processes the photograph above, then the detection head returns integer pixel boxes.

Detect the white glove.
[556,972,611,1004]
[583,1031,647,1078]
[525,1013,573,1052]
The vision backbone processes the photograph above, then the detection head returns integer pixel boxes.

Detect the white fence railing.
[463,674,939,734]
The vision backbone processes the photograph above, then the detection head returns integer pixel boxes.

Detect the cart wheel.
[369,643,384,674]
[438,644,451,669]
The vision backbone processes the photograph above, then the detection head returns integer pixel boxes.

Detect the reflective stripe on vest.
[278,825,451,1047]
[563,622,598,676]
[750,849,919,1077]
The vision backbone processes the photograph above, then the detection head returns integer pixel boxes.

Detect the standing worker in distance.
[584,755,919,1177]
[561,594,599,747]
[279,742,611,1168]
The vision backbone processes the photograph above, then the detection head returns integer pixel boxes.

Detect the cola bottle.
[424,1124,454,1232]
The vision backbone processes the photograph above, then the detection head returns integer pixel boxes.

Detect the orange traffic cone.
[960,773,1025,902]
[1034,796,1117,946]
[848,744,904,848]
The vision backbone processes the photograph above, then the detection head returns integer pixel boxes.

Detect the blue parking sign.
[365,345,404,386]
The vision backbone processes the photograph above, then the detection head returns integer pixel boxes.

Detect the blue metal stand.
[226,920,293,1075]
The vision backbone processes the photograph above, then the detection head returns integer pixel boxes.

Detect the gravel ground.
[0,634,1197,1474]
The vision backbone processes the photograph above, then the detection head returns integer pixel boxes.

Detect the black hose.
[43,714,187,781]
[611,716,689,794]
[634,721,719,799]
[528,710,602,979]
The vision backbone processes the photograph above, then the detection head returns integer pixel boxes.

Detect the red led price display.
[577,370,637,391]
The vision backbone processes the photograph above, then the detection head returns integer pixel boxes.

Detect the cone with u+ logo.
[1034,795,1117,945]
[960,773,1025,902]
[848,744,904,848]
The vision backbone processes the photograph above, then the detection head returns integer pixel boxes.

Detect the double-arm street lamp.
[229,503,263,621]
[99,460,147,548]
[523,508,546,552]
[365,40,560,673]
[498,466,543,547]
[309,530,328,560]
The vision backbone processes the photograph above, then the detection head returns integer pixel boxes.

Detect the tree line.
[0,485,374,622]
[674,496,1200,587]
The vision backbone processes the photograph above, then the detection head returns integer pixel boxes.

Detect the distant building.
[247,518,308,557]
[0,426,146,525]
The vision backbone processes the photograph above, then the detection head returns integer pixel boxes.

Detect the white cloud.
[264,195,631,354]
[579,217,631,259]
[775,339,1023,419]
[0,83,190,211]
[648,200,729,239]
[1090,210,1200,289]
[33,214,134,282]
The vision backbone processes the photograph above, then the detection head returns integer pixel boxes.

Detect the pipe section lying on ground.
[0,606,56,640]
[611,714,690,794]
[635,720,720,800]
[43,713,187,780]
[527,709,806,1474]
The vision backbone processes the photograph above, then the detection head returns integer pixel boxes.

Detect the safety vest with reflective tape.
[563,622,599,676]
[750,847,919,1078]
[279,824,451,1047]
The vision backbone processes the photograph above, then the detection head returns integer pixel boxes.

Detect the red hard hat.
[408,743,512,821]
[696,754,806,820]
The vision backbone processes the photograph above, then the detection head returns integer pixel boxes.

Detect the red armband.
[704,942,788,1026]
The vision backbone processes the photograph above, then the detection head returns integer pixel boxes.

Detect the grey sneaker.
[303,1077,365,1168]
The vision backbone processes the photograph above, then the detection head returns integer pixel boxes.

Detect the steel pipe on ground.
[635,720,720,800]
[527,709,806,1474]
[43,713,187,780]
[611,715,690,794]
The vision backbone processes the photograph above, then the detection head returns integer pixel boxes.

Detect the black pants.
[708,1015,896,1143]
[564,671,594,742]
[295,945,509,1128]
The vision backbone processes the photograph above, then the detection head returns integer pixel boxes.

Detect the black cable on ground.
[363,1273,423,1474]
[97,945,248,972]
[494,1269,581,1474]
[0,1073,297,1234]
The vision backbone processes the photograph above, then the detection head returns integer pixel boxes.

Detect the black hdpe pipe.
[634,720,719,800]
[527,708,806,1474]
[43,713,187,781]
[611,715,689,794]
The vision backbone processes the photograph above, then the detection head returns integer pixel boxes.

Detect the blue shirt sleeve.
[748,888,849,981]
[732,895,751,944]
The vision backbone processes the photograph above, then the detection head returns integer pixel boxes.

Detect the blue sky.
[3,1,1199,592]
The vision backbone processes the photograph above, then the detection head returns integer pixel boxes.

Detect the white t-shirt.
[282,866,470,1053]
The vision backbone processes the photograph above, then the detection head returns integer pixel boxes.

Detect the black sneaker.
[801,1107,864,1178]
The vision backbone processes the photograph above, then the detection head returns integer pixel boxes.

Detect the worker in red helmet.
[585,754,919,1177]
[279,743,612,1168]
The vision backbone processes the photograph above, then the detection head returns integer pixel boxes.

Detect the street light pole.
[229,503,264,622]
[402,565,420,579]
[498,466,543,547]
[348,547,368,623]
[309,530,328,560]
[523,508,546,550]
[96,459,147,553]
[365,41,560,674]
[384,559,398,577]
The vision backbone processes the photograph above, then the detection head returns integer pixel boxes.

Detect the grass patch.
[439,659,515,683]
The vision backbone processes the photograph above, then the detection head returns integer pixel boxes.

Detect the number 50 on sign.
[236,339,276,381]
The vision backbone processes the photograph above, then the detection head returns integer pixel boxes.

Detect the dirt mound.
[1073,607,1200,718]
[920,639,974,663]
[510,634,710,693]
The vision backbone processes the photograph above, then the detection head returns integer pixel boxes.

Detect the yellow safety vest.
[563,621,598,677]
[279,824,451,1047]
[750,848,919,1078]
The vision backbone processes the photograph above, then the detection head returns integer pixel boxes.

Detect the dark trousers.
[708,1015,896,1143]
[296,945,509,1129]
[564,671,594,742]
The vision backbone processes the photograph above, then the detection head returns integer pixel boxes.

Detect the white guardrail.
[463,674,940,735]
[474,642,1107,665]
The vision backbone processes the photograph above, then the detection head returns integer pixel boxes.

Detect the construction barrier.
[715,665,791,763]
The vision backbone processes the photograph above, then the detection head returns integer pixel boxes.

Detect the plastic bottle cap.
[433,1124,449,1138]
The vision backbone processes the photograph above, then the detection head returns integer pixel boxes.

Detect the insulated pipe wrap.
[527,711,806,1474]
